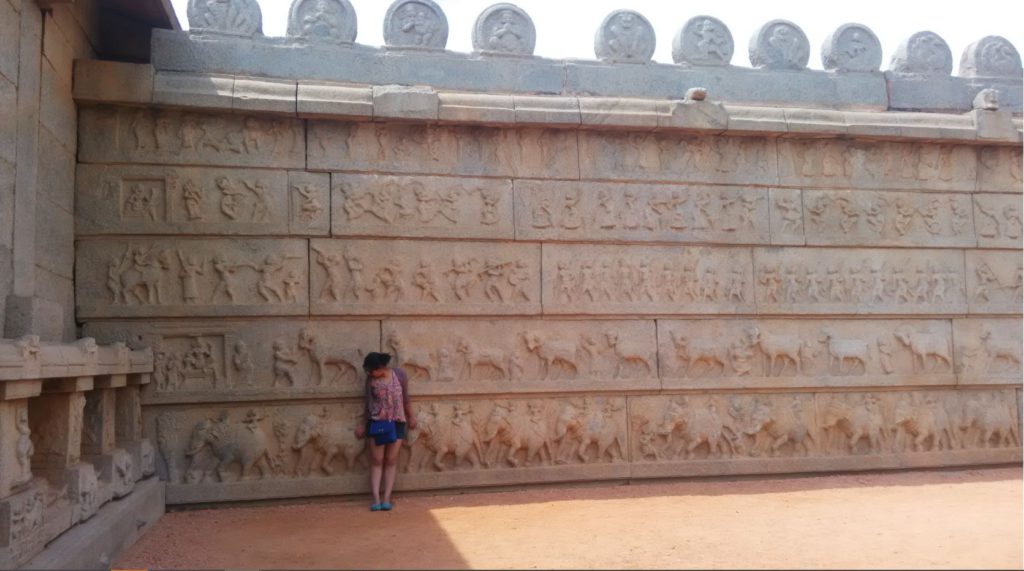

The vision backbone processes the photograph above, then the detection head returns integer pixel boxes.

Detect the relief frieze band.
[965,250,1023,314]
[953,318,1022,385]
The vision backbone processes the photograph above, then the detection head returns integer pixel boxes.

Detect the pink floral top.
[365,367,409,422]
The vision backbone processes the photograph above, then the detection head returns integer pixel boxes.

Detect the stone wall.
[2,0,100,342]
[75,1,1023,506]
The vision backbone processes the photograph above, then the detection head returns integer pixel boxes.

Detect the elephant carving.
[292,410,366,475]
[185,410,275,482]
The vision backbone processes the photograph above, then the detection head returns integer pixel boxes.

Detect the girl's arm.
[396,368,417,429]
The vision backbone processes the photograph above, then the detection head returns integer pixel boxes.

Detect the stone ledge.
[0,337,153,382]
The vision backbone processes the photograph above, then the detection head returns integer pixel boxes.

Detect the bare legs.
[368,438,403,505]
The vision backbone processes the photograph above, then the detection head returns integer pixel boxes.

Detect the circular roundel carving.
[472,3,536,56]
[821,23,882,72]
[187,0,263,37]
[672,15,734,66]
[383,0,449,50]
[287,0,357,44]
[594,10,656,63]
[889,31,952,76]
[959,36,1022,79]
[749,19,810,70]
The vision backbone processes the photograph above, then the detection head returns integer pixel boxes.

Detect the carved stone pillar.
[116,373,155,481]
[83,374,135,499]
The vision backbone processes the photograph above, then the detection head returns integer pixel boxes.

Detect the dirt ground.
[117,466,1023,570]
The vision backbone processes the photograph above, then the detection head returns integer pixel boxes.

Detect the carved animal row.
[757,262,962,305]
[553,258,749,304]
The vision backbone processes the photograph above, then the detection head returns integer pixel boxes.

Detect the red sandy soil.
[117,466,1023,570]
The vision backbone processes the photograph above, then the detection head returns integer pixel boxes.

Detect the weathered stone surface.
[749,20,809,70]
[0,481,46,568]
[310,238,540,316]
[953,318,1022,386]
[515,180,769,245]
[658,319,956,390]
[578,131,777,186]
[543,244,755,315]
[76,165,291,236]
[958,36,1022,79]
[672,15,733,66]
[296,83,372,118]
[84,319,379,403]
[72,60,154,105]
[287,171,330,236]
[76,238,309,318]
[801,189,976,248]
[333,173,513,240]
[372,85,438,121]
[472,3,536,56]
[0,400,33,497]
[187,0,262,38]
[233,77,297,114]
[152,71,234,110]
[438,92,515,124]
[973,194,1023,248]
[965,250,1022,314]
[889,32,952,76]
[768,188,804,246]
[79,106,305,169]
[383,319,658,394]
[977,145,1023,192]
[754,247,967,315]
[886,74,1024,114]
[383,0,448,50]
[594,10,655,63]
[821,23,882,73]
[287,0,357,44]
[309,121,579,179]
[777,139,978,192]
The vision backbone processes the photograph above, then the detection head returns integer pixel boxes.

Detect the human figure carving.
[177,250,205,304]
[488,10,524,52]
[272,339,300,387]
[232,340,255,386]
[312,247,344,302]
[182,180,205,221]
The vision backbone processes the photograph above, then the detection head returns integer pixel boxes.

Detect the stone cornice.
[0,336,153,383]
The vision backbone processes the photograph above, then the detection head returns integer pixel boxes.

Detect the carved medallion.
[889,31,952,76]
[822,23,882,72]
[286,0,357,44]
[594,10,656,63]
[472,3,536,56]
[672,15,733,66]
[187,0,262,37]
[383,0,448,50]
[749,19,810,70]
[959,36,1022,78]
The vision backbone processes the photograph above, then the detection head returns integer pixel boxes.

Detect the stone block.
[842,110,904,138]
[578,130,778,186]
[658,318,955,391]
[753,247,967,315]
[296,82,372,118]
[801,189,976,248]
[437,92,515,124]
[33,196,74,279]
[578,97,661,128]
[233,77,297,114]
[308,121,578,179]
[75,238,310,319]
[0,77,17,164]
[777,139,978,192]
[76,164,291,236]
[977,146,1022,193]
[65,462,100,523]
[972,194,1023,248]
[514,180,769,245]
[372,85,438,121]
[513,96,580,126]
[28,269,74,341]
[83,319,380,404]
[768,188,804,245]
[972,109,1019,142]
[41,13,73,83]
[114,387,142,442]
[0,0,18,84]
[83,448,134,498]
[72,60,154,105]
[27,391,85,477]
[4,296,64,341]
[333,173,513,240]
[542,244,755,315]
[885,73,1023,114]
[953,318,1022,386]
[965,250,1021,315]
[152,71,234,110]
[38,63,76,151]
[287,171,330,235]
[783,108,847,136]
[723,105,788,135]
[36,127,74,214]
[0,400,33,497]
[0,480,46,569]
[658,99,729,132]
[382,319,658,395]
[79,106,305,169]
[309,238,541,316]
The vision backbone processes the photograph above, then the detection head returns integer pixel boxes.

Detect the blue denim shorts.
[367,420,407,445]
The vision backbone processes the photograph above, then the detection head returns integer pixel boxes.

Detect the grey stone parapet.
[73,60,1023,146]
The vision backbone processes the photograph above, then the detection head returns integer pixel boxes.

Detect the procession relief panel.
[801,189,976,248]
[768,188,806,246]
[76,238,310,318]
[514,180,769,245]
[287,171,331,235]
[753,247,967,315]
[542,244,755,315]
[952,318,1023,386]
[657,319,955,390]
[146,395,631,503]
[776,139,977,192]
[381,319,658,395]
[577,131,778,186]
[83,320,380,403]
[332,173,514,240]
[977,146,1023,194]
[972,194,1023,249]
[78,106,306,169]
[76,164,291,236]
[629,388,1020,476]
[308,121,580,179]
[965,250,1023,314]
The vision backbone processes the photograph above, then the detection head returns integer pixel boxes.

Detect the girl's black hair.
[362,352,392,373]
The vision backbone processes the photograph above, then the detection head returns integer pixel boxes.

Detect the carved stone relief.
[287,171,331,235]
[472,3,536,56]
[515,181,769,245]
[286,0,357,44]
[383,0,448,50]
[578,131,777,187]
[801,190,976,248]
[749,20,810,70]
[187,0,262,37]
[965,250,1023,314]
[769,188,805,245]
[76,238,309,318]
[84,320,379,402]
[953,318,1022,385]
[977,146,1023,193]
[821,23,882,72]
[79,107,305,169]
[333,173,513,240]
[673,15,733,66]
[0,485,45,567]
[658,319,955,390]
[890,31,953,76]
[959,36,1022,78]
[594,10,656,63]
[309,122,578,179]
[383,319,657,394]
[310,238,541,315]
[778,140,977,192]
[543,244,755,315]
[754,247,967,314]
[973,194,1023,248]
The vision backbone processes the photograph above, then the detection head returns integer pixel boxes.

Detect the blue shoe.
[370,502,383,511]
[381,501,393,511]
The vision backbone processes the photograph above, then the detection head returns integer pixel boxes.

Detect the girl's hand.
[354,425,366,439]
[407,416,417,430]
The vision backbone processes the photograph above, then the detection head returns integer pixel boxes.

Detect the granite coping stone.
[0,337,153,383]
